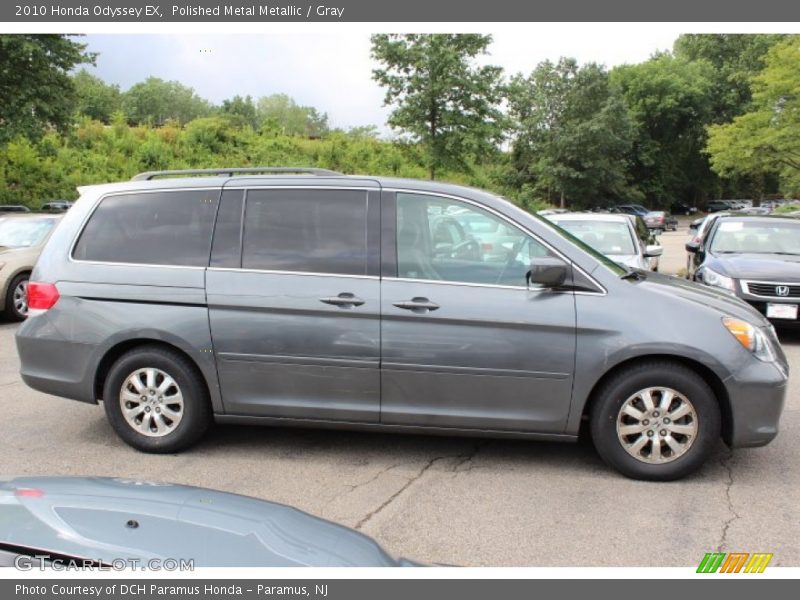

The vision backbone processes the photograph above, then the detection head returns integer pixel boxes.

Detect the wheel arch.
[578,354,733,445]
[94,338,213,407]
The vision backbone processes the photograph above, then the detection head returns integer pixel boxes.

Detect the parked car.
[644,211,678,233]
[613,204,650,217]
[0,476,418,567]
[685,212,732,279]
[738,206,771,216]
[670,202,697,216]
[707,200,733,213]
[39,201,73,213]
[546,213,662,272]
[16,167,788,481]
[0,214,62,321]
[688,215,800,326]
[0,204,31,213]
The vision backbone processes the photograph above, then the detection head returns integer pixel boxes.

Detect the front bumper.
[723,357,788,448]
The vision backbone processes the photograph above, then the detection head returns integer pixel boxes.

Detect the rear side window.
[73,190,218,266]
[242,189,368,275]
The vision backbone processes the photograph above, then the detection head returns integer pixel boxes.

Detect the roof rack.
[131,167,343,181]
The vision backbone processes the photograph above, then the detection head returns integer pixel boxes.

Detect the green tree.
[221,94,258,128]
[371,34,505,179]
[255,94,329,137]
[0,34,94,142]
[611,53,716,207]
[507,58,635,208]
[706,38,800,195]
[122,77,211,125]
[73,69,121,122]
[674,34,786,122]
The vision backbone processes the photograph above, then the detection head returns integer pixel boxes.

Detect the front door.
[207,186,381,422]
[380,192,577,433]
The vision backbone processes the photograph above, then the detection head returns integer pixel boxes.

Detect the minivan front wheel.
[590,361,720,481]
[103,346,211,453]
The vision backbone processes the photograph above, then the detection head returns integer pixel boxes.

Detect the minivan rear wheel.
[590,361,720,481]
[103,346,211,453]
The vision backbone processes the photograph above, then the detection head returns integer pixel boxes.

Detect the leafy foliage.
[371,34,505,179]
[0,35,94,143]
[706,37,800,196]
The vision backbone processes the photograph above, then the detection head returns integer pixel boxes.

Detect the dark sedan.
[688,215,800,325]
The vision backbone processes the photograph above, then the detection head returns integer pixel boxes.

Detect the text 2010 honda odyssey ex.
[16,168,789,480]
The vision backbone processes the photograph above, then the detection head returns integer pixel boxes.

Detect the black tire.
[4,273,29,322]
[103,345,212,453]
[590,361,720,481]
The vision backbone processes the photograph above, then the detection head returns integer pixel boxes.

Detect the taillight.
[14,488,45,498]
[27,282,60,313]
[481,243,494,251]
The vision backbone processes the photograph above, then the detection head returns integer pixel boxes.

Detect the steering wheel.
[450,238,480,260]
[495,237,527,285]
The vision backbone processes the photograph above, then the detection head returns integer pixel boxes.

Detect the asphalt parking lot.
[1,221,798,567]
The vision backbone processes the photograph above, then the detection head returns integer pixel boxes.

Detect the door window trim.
[384,188,606,296]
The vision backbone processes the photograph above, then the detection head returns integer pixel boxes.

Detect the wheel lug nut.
[660,430,667,436]
[652,411,659,417]
[155,407,161,413]
[647,431,654,437]
[145,407,150,412]
[642,419,649,426]
[140,396,146,401]
[663,417,671,424]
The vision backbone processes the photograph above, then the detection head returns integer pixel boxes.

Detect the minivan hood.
[635,271,769,326]
[707,253,800,281]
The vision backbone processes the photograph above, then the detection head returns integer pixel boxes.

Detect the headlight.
[703,267,736,293]
[722,317,775,362]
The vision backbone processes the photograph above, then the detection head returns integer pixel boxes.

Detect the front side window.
[242,189,368,275]
[72,190,218,266]
[395,193,554,287]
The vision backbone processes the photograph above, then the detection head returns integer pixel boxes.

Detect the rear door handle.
[392,297,440,313]
[320,293,365,308]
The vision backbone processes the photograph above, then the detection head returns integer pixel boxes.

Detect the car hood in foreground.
[706,253,800,281]
[0,476,418,567]
[632,270,769,326]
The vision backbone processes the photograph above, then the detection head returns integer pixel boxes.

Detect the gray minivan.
[16,168,789,480]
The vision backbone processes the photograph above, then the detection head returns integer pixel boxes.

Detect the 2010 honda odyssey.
[15,168,789,480]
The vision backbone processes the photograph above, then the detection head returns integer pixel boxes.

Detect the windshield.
[709,219,800,255]
[550,219,636,256]
[0,218,56,248]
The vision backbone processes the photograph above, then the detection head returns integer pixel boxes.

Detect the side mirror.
[645,245,663,258]
[688,222,698,231]
[526,257,568,289]
[685,241,700,254]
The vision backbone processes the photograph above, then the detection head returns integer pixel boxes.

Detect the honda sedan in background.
[688,215,800,325]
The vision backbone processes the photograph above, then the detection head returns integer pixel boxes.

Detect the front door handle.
[320,293,365,308]
[392,297,440,313]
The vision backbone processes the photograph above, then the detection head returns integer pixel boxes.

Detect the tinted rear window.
[242,189,368,275]
[73,190,219,266]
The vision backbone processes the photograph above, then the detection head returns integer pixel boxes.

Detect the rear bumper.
[723,359,788,448]
[15,316,98,404]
